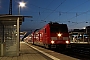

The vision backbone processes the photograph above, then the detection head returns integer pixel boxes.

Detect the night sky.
[0,0,90,32]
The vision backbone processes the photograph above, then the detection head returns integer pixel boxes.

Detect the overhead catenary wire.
[45,0,90,23]
[64,0,90,22]
[53,0,90,22]
[24,0,90,26]
[66,9,90,22]
[43,0,67,21]
[66,0,90,13]
[27,0,90,15]
[37,0,54,20]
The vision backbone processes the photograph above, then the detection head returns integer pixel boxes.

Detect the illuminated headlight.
[58,33,62,37]
[51,40,55,44]
[65,41,69,44]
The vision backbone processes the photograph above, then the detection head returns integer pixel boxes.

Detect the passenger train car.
[30,22,70,49]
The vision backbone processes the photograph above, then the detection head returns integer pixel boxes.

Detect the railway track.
[50,44,90,60]
[28,42,90,60]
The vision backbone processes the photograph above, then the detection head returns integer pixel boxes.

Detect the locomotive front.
[49,23,70,48]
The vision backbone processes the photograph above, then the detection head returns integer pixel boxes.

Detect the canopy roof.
[0,15,32,25]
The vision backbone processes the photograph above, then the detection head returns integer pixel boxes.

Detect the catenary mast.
[9,0,12,15]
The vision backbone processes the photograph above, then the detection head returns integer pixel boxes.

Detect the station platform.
[0,42,79,60]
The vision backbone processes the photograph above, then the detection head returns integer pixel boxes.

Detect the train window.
[50,24,68,33]
[45,28,46,33]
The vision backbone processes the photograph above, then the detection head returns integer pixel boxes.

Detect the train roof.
[48,22,67,27]
[48,22,67,25]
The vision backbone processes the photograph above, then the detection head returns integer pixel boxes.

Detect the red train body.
[31,22,70,49]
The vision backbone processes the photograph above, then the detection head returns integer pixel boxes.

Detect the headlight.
[51,40,55,44]
[65,41,69,44]
[58,33,62,37]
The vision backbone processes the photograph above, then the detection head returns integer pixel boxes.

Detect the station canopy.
[0,15,32,25]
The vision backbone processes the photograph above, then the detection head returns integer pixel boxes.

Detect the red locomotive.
[31,22,70,49]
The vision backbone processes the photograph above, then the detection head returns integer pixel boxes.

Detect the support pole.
[17,17,19,56]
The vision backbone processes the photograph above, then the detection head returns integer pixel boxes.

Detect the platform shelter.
[0,15,32,56]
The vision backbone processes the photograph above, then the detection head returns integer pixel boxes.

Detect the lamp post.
[18,1,26,15]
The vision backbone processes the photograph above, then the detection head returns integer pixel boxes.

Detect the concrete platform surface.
[0,42,79,60]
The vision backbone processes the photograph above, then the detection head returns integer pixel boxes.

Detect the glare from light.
[83,27,86,29]
[66,41,69,44]
[14,25,16,26]
[80,34,82,36]
[58,33,62,37]
[19,1,26,8]
[16,34,17,36]
[51,40,55,44]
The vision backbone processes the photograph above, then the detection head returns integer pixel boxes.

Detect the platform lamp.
[18,1,26,15]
